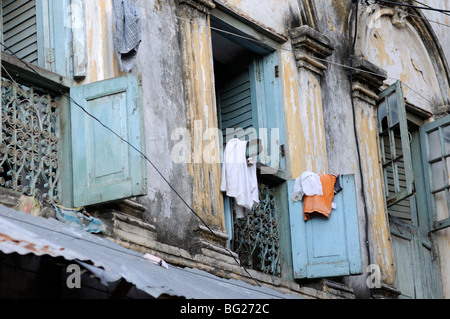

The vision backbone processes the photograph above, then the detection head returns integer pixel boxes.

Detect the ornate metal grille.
[0,77,60,203]
[230,183,281,277]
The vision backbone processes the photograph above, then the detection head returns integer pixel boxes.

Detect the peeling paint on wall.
[365,15,442,111]
[84,0,118,84]
[355,101,394,285]
[282,50,304,178]
[178,9,225,231]
[74,0,450,297]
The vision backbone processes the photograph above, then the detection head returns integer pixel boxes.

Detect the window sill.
[256,163,288,184]
[1,52,76,93]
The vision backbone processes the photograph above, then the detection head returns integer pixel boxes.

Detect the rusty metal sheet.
[0,204,300,299]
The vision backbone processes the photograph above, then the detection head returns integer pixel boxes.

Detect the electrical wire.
[376,2,450,28]
[173,13,442,106]
[373,0,450,14]
[0,41,262,287]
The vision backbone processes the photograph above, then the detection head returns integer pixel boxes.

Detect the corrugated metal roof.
[0,204,301,299]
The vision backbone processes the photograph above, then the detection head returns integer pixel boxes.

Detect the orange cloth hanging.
[303,174,337,221]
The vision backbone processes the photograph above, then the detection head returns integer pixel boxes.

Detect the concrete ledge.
[289,25,335,58]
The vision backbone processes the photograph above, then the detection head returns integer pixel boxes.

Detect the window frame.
[2,53,146,211]
[211,9,291,279]
[211,11,286,175]
[420,115,450,232]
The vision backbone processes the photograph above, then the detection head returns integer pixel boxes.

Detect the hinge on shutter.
[255,67,262,82]
[46,48,55,65]
[274,65,279,78]
[428,232,439,260]
[280,144,285,158]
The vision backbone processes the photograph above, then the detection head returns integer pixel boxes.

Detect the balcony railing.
[0,76,60,203]
[230,183,281,277]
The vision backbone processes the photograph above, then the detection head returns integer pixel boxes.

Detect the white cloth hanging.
[292,171,323,201]
[220,139,259,219]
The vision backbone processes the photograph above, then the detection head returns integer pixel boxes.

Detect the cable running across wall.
[376,3,450,28]
[170,12,445,107]
[411,0,450,17]
[349,0,374,299]
[372,0,450,14]
[0,41,262,287]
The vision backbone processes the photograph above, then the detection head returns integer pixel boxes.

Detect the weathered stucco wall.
[135,1,205,249]
[311,0,450,298]
[421,0,450,70]
[77,0,383,296]
[79,0,450,298]
[82,0,204,251]
[296,0,375,297]
[215,0,301,35]
[83,0,118,83]
[176,4,225,231]
[421,0,450,298]
[365,14,442,111]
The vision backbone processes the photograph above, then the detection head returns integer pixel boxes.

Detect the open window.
[212,17,285,173]
[1,1,141,209]
[212,14,288,278]
[377,81,444,298]
[420,115,450,232]
[377,81,415,221]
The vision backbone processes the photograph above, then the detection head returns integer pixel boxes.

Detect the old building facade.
[0,0,449,299]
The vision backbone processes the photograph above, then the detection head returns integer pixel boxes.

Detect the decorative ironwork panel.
[230,183,281,277]
[0,77,60,203]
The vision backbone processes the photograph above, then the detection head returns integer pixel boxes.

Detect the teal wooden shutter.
[218,69,255,243]
[2,0,39,64]
[251,53,284,171]
[377,81,414,209]
[218,68,256,143]
[48,0,72,77]
[48,0,83,78]
[217,52,284,169]
[287,175,362,278]
[420,114,450,231]
[70,74,147,207]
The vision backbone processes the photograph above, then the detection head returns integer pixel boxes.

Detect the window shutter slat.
[2,0,38,64]
[218,69,255,137]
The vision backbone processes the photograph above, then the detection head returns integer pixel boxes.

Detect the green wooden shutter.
[377,81,414,209]
[2,0,39,64]
[420,114,450,231]
[70,74,147,207]
[1,0,78,77]
[287,174,362,279]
